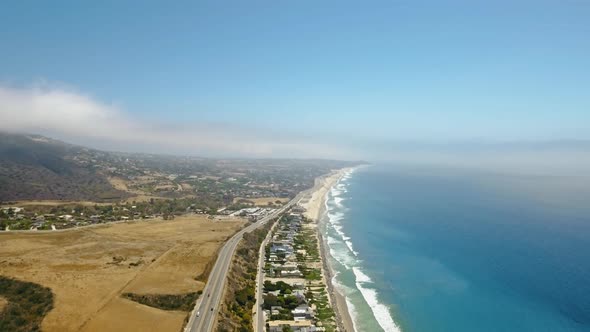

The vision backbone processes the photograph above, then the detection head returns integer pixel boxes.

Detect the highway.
[185,192,306,332]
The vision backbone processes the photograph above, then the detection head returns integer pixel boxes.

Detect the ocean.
[321,165,590,332]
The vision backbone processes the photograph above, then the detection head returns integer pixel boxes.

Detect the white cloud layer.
[1,83,589,176]
[0,84,355,159]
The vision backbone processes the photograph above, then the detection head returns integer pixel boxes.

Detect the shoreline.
[301,168,356,332]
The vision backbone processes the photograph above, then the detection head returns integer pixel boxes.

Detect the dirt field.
[107,177,130,192]
[107,176,169,203]
[0,215,244,332]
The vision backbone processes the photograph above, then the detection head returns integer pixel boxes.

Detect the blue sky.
[0,1,589,161]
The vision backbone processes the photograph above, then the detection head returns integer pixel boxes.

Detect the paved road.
[254,214,279,332]
[185,193,305,332]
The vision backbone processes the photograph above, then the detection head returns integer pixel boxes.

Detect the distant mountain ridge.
[0,132,127,202]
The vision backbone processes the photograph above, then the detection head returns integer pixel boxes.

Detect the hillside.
[0,132,363,206]
[0,132,127,201]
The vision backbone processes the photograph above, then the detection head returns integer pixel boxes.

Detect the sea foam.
[326,168,403,332]
[353,267,402,332]
[327,212,359,257]
[327,236,358,269]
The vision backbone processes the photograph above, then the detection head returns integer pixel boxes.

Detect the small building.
[292,304,314,320]
[268,320,315,332]
[1,207,24,214]
[292,289,307,302]
[270,305,283,316]
[89,215,102,223]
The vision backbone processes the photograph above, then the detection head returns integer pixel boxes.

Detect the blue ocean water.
[322,165,590,332]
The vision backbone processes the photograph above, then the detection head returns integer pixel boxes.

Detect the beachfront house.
[268,320,315,332]
[271,241,294,255]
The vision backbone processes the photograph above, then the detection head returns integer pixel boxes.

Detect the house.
[282,262,299,272]
[270,305,283,316]
[281,269,303,278]
[268,320,315,332]
[291,282,305,290]
[89,215,102,223]
[1,207,24,214]
[292,304,314,320]
[292,289,307,302]
[58,215,74,221]
[32,220,44,228]
[271,242,294,255]
[276,262,302,277]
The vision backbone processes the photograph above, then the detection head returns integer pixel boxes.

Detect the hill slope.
[0,132,126,201]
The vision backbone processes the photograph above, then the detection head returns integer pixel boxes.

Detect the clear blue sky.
[1,1,589,159]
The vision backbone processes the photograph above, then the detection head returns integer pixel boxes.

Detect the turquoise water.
[321,165,590,332]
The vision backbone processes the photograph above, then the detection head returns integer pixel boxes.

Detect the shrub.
[0,276,54,332]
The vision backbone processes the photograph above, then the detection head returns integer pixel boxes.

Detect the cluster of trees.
[263,280,293,294]
[262,293,303,311]
[0,276,54,332]
[122,291,201,311]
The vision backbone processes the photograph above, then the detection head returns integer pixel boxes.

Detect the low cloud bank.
[1,83,588,176]
[0,84,354,159]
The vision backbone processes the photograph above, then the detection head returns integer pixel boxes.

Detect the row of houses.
[263,210,328,332]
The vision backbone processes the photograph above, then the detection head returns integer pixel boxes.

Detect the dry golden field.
[0,215,244,332]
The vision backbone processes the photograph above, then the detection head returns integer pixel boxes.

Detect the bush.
[0,276,54,332]
[122,292,199,311]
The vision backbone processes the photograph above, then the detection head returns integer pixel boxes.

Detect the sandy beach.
[301,168,356,332]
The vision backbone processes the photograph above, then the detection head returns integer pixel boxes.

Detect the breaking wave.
[323,168,402,332]
[353,267,402,332]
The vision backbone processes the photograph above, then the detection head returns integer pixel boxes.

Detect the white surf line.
[352,267,402,332]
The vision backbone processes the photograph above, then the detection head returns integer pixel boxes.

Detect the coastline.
[301,168,356,332]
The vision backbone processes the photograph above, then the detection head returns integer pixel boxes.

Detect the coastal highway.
[185,192,306,332]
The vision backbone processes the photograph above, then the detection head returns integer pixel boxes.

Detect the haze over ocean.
[322,165,590,332]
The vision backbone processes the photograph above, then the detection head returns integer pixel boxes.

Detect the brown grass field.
[107,176,170,203]
[0,215,244,332]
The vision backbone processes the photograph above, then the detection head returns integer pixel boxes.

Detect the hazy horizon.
[1,1,589,173]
